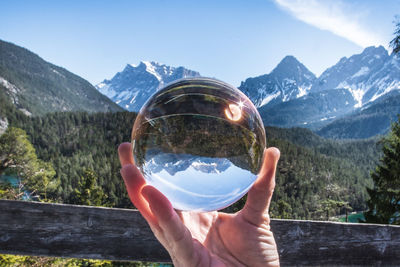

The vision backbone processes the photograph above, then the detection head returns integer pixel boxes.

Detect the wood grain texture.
[1,200,400,265]
[0,200,170,262]
[270,219,400,266]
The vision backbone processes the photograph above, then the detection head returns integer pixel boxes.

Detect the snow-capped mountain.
[243,46,400,137]
[143,153,231,176]
[258,88,357,129]
[240,46,400,112]
[239,56,316,107]
[96,61,200,112]
[94,46,400,138]
[311,46,398,108]
[316,90,400,139]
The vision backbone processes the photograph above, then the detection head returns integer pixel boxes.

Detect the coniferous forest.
[0,85,381,220]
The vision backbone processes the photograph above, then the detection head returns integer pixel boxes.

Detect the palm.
[177,210,279,266]
[119,142,280,267]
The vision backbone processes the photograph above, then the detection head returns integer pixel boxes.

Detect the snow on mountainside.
[239,56,316,107]
[96,61,200,112]
[244,46,400,134]
[317,90,400,139]
[311,46,398,108]
[242,46,399,114]
[145,153,231,176]
[94,46,400,138]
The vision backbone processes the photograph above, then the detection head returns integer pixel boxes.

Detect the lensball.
[131,77,266,212]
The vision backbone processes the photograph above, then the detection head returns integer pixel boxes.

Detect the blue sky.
[1,0,399,87]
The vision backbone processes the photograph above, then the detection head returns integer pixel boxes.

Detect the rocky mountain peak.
[96,61,200,111]
[239,55,316,107]
[272,55,316,84]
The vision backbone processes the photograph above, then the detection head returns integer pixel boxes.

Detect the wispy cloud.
[274,0,385,48]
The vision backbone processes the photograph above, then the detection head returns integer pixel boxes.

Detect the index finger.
[118,142,134,166]
[118,142,154,223]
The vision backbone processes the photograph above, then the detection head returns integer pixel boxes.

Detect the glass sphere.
[131,77,266,212]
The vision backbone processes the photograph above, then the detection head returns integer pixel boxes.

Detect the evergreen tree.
[364,116,400,225]
[70,169,107,206]
[0,127,58,200]
[0,127,38,177]
[390,16,400,54]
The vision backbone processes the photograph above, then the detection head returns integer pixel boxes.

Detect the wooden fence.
[1,199,399,266]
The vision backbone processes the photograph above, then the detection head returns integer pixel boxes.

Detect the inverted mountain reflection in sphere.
[131,78,266,212]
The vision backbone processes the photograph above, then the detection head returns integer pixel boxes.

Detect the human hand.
[119,142,280,267]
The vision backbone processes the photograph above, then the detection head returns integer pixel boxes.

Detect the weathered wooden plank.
[0,200,170,262]
[270,219,400,266]
[1,200,400,265]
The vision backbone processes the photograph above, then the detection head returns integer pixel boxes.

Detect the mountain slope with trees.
[239,46,400,138]
[0,39,123,116]
[362,19,400,225]
[0,91,379,218]
[363,116,400,224]
[317,90,400,139]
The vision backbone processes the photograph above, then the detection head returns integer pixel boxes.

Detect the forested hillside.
[266,126,380,218]
[1,88,380,218]
[0,39,122,115]
[317,91,400,139]
[9,110,135,207]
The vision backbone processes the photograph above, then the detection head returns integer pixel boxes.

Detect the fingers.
[141,185,175,223]
[118,142,134,166]
[119,143,198,263]
[120,164,154,223]
[241,147,280,224]
[119,142,155,222]
[142,186,197,263]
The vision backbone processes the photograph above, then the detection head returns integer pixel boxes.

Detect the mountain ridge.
[239,55,316,107]
[249,46,400,138]
[94,45,400,139]
[96,61,200,111]
[0,39,123,116]
[316,90,400,139]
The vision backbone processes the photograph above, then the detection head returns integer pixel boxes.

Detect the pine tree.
[364,117,400,225]
[0,127,39,178]
[70,169,107,206]
[0,127,57,200]
[390,16,400,54]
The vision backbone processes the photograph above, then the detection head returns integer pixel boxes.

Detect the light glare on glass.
[225,103,242,121]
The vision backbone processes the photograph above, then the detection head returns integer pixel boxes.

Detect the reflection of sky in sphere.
[143,154,255,212]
